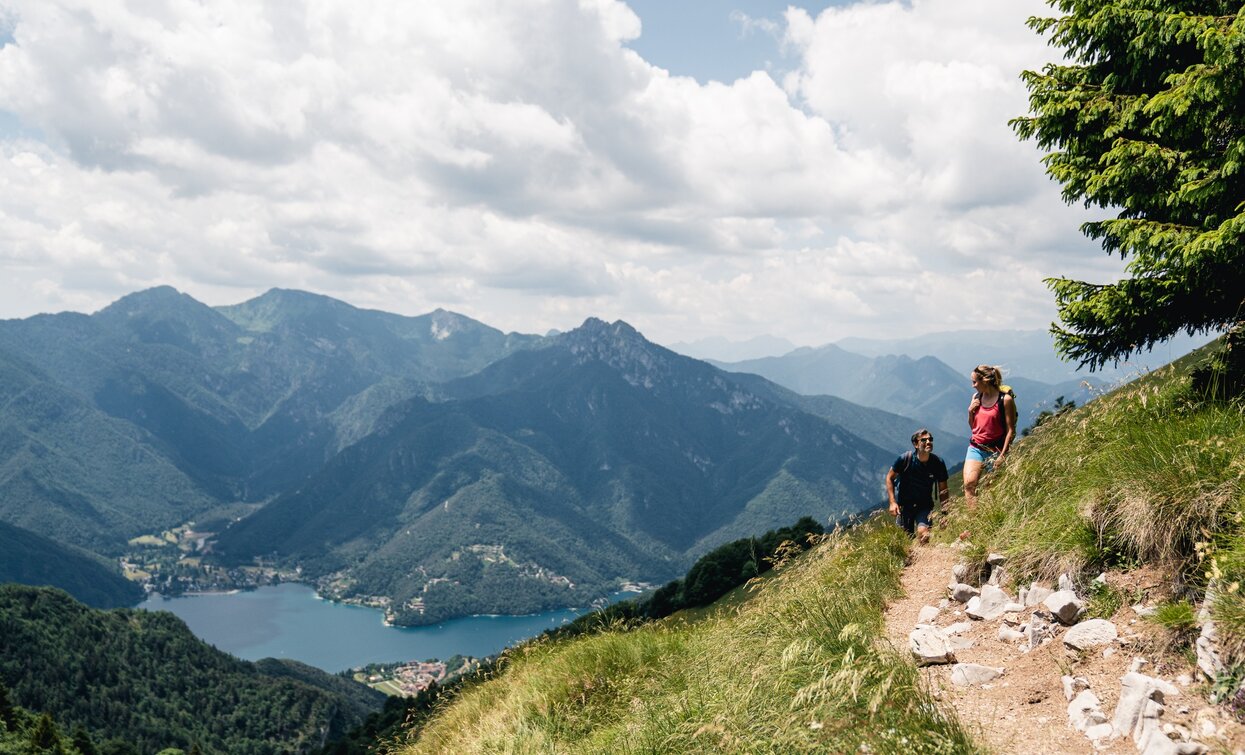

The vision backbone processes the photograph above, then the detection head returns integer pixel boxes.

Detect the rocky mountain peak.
[554,318,678,391]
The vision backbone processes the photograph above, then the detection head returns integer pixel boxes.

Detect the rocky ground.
[883,543,1245,754]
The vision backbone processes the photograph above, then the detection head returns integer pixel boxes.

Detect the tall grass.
[942,350,1245,657]
[393,521,979,754]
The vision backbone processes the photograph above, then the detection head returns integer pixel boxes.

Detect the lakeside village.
[123,524,478,696]
[121,521,645,624]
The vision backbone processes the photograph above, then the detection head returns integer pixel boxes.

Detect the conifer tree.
[0,682,15,731]
[1012,1,1245,370]
[30,712,64,753]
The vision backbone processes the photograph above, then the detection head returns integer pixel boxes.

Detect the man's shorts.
[966,444,999,470]
[896,500,933,536]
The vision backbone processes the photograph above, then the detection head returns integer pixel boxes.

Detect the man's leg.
[914,503,932,545]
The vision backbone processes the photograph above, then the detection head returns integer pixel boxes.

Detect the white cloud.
[0,0,1121,345]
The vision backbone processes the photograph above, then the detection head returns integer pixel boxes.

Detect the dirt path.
[882,543,1236,755]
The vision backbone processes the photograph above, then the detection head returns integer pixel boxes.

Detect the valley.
[2,287,1195,631]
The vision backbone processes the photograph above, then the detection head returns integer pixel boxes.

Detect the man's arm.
[937,481,949,509]
[885,468,899,516]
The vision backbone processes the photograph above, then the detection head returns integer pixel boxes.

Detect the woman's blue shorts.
[965,445,999,469]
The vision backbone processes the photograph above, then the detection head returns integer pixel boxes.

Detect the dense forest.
[0,585,384,754]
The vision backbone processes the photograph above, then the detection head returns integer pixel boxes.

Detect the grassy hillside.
[943,341,1245,654]
[386,519,978,753]
[375,342,1242,753]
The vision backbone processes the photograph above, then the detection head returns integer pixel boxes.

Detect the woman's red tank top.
[971,397,1006,449]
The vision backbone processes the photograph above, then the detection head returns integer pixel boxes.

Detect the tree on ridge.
[1012,1,1244,372]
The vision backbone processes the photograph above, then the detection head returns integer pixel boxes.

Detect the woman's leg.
[963,459,983,510]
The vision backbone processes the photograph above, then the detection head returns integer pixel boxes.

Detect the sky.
[0,0,1128,347]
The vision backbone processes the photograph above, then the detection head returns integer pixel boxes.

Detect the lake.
[139,583,622,673]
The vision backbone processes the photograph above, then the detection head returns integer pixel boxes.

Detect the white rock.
[1093,572,1107,585]
[1064,619,1119,649]
[938,598,950,609]
[1131,657,1149,673]
[949,635,975,651]
[1002,602,1025,614]
[1133,602,1158,617]
[1068,689,1106,732]
[1026,613,1055,651]
[950,583,979,603]
[1062,675,1090,702]
[909,626,956,666]
[1198,718,1217,738]
[1024,582,1054,607]
[944,621,972,636]
[999,626,1025,642]
[1195,617,1225,681]
[1059,573,1075,592]
[1103,647,1117,659]
[987,553,1007,566]
[951,663,1004,686]
[1043,590,1086,625]
[967,584,1012,621]
[952,563,969,582]
[917,605,940,624]
[1112,672,1181,750]
[987,565,1007,587]
[1085,722,1114,741]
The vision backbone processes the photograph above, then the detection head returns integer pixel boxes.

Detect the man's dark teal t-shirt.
[892,452,949,506]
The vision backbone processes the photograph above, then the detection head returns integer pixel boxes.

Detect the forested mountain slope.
[0,585,385,754]
[213,319,896,625]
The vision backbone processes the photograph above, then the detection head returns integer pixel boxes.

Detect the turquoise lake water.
[139,583,617,672]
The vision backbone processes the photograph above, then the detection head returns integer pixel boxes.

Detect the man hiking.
[886,429,950,544]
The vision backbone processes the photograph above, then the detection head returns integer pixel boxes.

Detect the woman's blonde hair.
[972,364,1003,388]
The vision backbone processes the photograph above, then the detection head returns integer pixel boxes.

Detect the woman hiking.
[963,364,1017,511]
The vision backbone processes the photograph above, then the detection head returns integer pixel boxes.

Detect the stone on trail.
[1067,689,1108,732]
[1061,675,1090,702]
[952,563,970,582]
[1195,619,1225,681]
[916,605,939,625]
[951,663,1004,687]
[944,621,972,636]
[1112,672,1182,751]
[966,584,1011,621]
[986,565,1007,587]
[986,553,1007,566]
[1059,573,1075,592]
[950,583,979,603]
[1084,722,1114,741]
[1022,582,1054,607]
[998,626,1024,642]
[1064,619,1119,650]
[1043,590,1085,625]
[1025,613,1055,652]
[909,626,956,666]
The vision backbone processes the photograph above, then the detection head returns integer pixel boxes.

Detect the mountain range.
[212,319,900,623]
[709,346,1104,439]
[0,287,931,623]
